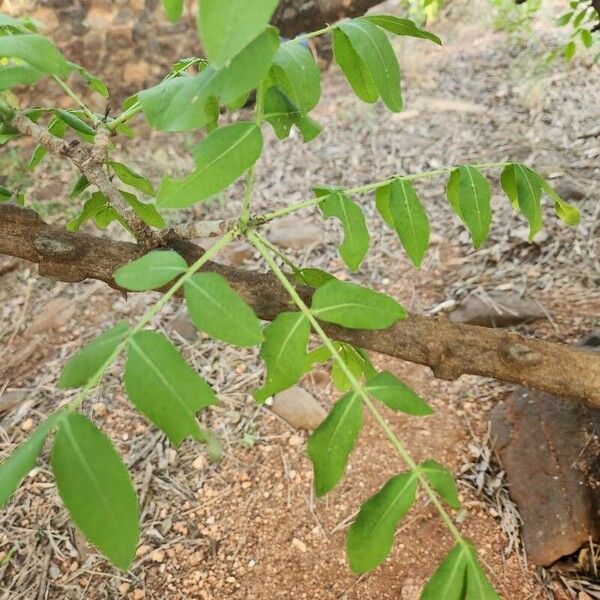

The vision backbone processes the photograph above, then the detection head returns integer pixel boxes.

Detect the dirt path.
[1,1,599,599]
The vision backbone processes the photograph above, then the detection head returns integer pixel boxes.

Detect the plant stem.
[294,23,338,41]
[52,76,102,126]
[249,230,464,544]
[257,161,509,224]
[239,166,256,228]
[64,231,236,419]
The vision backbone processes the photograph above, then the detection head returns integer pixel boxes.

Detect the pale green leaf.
[338,20,402,112]
[162,0,184,22]
[311,279,406,329]
[51,413,139,570]
[0,411,63,507]
[365,371,433,416]
[157,122,263,208]
[320,191,369,272]
[362,15,442,45]
[59,322,129,389]
[294,267,335,288]
[387,178,430,266]
[185,272,262,347]
[0,63,43,91]
[254,312,310,403]
[124,331,218,447]
[421,460,461,509]
[114,250,187,291]
[198,0,279,67]
[530,170,581,227]
[347,472,418,573]
[0,34,71,77]
[119,190,166,229]
[110,162,156,196]
[308,390,363,495]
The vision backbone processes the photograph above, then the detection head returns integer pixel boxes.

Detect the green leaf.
[0,412,63,507]
[332,28,379,104]
[114,250,187,291]
[421,543,469,600]
[66,192,108,232]
[446,166,492,249]
[530,171,581,227]
[320,191,369,272]
[69,175,89,198]
[581,29,593,49]
[365,371,433,416]
[211,27,280,106]
[157,122,263,208]
[197,0,279,67]
[185,272,262,347]
[337,20,403,112]
[263,86,323,142]
[420,460,461,509]
[311,279,406,330]
[55,110,96,136]
[138,68,220,133]
[499,163,518,209]
[110,162,156,196]
[375,183,394,226]
[362,15,442,45]
[308,390,363,496]
[0,63,43,91]
[0,34,71,77]
[347,472,418,573]
[331,344,366,391]
[254,312,310,403]
[294,267,335,288]
[51,413,139,570]
[465,544,501,599]
[270,41,321,114]
[162,0,184,22]
[124,331,218,447]
[119,190,166,229]
[563,40,577,60]
[513,164,543,241]
[556,11,573,26]
[59,322,129,389]
[386,178,430,266]
[70,63,109,98]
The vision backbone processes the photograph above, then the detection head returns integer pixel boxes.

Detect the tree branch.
[2,203,599,407]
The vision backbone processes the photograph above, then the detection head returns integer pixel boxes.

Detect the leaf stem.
[294,23,338,41]
[256,161,509,224]
[51,76,102,126]
[248,230,464,544]
[239,166,256,228]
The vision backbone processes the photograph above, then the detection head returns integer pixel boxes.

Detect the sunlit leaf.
[0,34,71,77]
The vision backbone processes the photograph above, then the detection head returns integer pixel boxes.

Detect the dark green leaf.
[365,371,433,416]
[0,412,63,507]
[110,162,156,196]
[513,164,543,241]
[114,250,187,291]
[332,28,379,104]
[0,34,71,77]
[499,163,518,209]
[55,110,96,136]
[446,166,491,249]
[387,178,430,266]
[69,175,90,198]
[157,122,263,208]
[124,331,218,447]
[421,460,461,509]
[66,192,108,231]
[320,191,369,272]
[270,41,321,114]
[51,413,139,570]
[347,472,418,572]
[185,272,262,347]
[465,544,501,599]
[254,312,310,403]
[311,279,406,329]
[263,86,322,142]
[59,322,129,389]
[337,20,402,112]
[362,15,442,45]
[308,391,363,496]
[375,183,394,226]
[197,0,279,67]
[421,543,469,600]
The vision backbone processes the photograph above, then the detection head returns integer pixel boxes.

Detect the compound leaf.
[51,413,139,570]
[114,250,187,291]
[185,272,262,347]
[308,390,363,496]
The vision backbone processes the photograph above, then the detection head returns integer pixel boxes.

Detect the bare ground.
[1,1,599,599]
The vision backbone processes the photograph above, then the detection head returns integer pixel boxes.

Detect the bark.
[2,203,600,408]
[273,0,387,37]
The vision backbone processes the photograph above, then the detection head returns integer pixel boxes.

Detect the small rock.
[165,448,177,466]
[268,216,323,250]
[272,386,327,430]
[26,298,75,335]
[171,308,197,342]
[118,583,130,595]
[291,538,307,553]
[288,434,303,447]
[20,418,34,432]
[449,292,544,328]
[93,402,108,417]
[150,549,165,563]
[192,454,208,471]
[136,544,152,557]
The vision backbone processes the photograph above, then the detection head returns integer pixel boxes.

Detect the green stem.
[52,76,102,126]
[294,23,339,41]
[257,161,509,224]
[248,230,464,544]
[65,231,236,414]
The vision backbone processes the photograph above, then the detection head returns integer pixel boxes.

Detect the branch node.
[501,342,543,366]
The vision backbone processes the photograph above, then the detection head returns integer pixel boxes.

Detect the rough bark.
[273,0,387,37]
[3,203,600,408]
